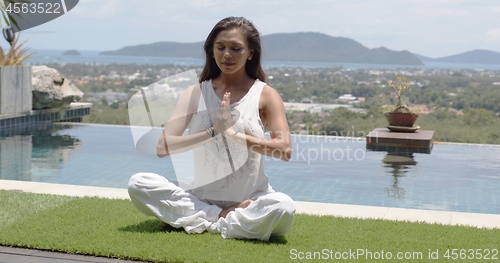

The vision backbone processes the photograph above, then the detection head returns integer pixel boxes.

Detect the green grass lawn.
[1,190,499,263]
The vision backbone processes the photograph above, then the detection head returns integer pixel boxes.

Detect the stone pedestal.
[0,65,32,115]
[366,128,434,153]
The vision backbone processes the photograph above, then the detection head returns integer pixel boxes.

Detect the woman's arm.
[157,84,212,158]
[224,86,292,162]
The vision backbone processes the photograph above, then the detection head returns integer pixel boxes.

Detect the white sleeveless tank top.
[188,79,271,202]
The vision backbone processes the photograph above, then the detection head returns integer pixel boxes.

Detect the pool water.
[1,123,499,214]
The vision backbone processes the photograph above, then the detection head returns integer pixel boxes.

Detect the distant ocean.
[26,49,500,70]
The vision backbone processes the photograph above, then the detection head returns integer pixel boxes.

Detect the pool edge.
[1,179,499,230]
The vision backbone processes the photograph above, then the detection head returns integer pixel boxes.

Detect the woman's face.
[213,27,254,76]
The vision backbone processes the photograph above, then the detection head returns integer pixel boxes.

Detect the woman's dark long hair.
[199,17,266,83]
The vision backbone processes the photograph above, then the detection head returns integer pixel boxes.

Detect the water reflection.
[0,123,81,182]
[367,144,432,200]
[382,152,417,199]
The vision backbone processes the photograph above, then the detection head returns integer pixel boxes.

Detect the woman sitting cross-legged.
[128,16,295,241]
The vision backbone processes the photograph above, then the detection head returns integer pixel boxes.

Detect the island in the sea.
[99,32,500,65]
[99,32,423,66]
[63,50,81,56]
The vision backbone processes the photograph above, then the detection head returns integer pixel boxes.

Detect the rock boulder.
[31,65,84,109]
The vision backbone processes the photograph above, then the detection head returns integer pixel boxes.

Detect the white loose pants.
[127,173,295,241]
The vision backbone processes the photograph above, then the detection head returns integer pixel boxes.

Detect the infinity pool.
[1,123,499,214]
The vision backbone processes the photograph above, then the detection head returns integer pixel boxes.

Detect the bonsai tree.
[387,75,412,112]
[385,75,418,128]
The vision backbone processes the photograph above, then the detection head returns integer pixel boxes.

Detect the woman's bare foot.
[237,199,253,208]
[218,206,236,218]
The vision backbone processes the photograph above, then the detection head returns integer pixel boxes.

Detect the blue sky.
[10,0,500,58]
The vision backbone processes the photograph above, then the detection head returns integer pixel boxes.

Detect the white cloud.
[414,8,468,16]
[486,28,500,42]
[70,0,126,18]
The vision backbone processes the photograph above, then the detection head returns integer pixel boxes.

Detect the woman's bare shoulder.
[260,84,283,107]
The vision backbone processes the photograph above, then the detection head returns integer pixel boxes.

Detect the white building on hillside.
[337,94,357,102]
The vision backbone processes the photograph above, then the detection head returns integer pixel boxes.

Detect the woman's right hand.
[213,92,236,136]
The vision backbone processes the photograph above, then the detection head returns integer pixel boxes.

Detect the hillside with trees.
[416,50,500,64]
[47,63,500,144]
[100,32,423,65]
